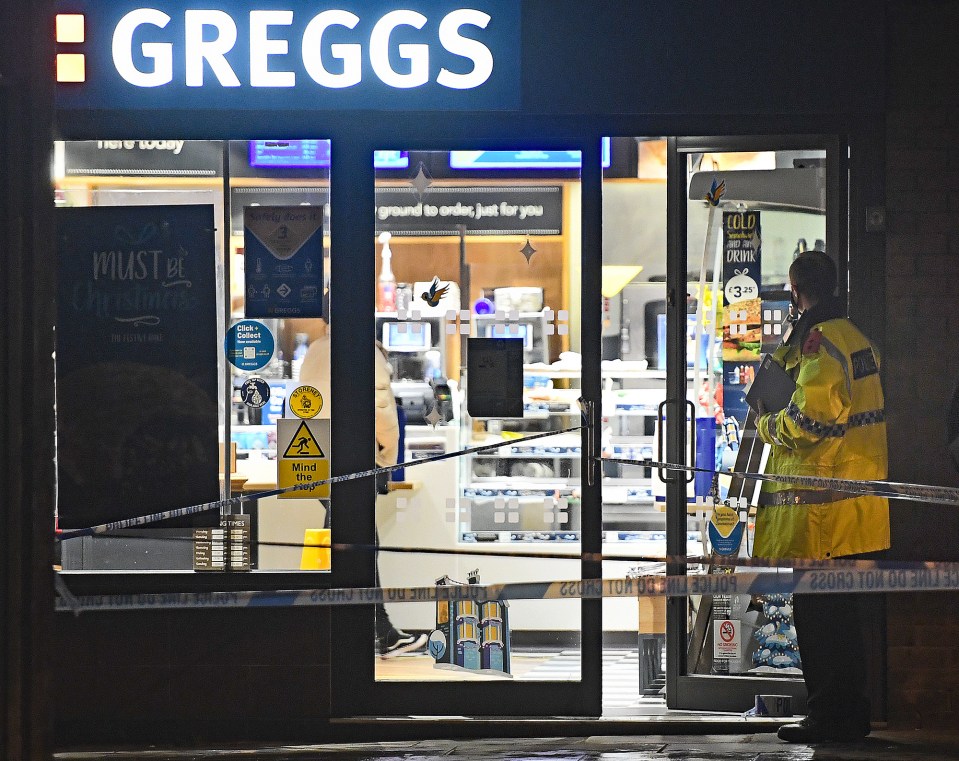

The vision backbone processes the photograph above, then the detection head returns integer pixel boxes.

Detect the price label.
[724,269,759,304]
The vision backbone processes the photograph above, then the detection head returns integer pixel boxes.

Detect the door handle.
[657,399,676,484]
[658,399,698,484]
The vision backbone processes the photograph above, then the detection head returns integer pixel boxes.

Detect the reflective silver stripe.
[818,333,852,400]
[767,413,786,446]
[758,488,851,506]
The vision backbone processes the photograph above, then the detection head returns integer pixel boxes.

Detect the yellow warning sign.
[277,418,331,500]
[710,504,740,538]
[283,420,325,458]
[289,385,323,419]
[279,459,330,499]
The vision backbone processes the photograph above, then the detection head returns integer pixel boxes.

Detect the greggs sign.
[55,2,520,111]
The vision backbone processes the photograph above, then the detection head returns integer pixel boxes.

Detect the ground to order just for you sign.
[375,186,562,236]
[230,186,563,237]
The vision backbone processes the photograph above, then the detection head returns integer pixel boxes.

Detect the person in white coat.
[299,320,426,657]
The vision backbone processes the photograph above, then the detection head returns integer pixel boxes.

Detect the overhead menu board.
[55,204,219,529]
[449,138,611,169]
[62,140,222,177]
[249,140,408,169]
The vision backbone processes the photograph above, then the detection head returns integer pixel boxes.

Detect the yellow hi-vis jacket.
[754,317,890,559]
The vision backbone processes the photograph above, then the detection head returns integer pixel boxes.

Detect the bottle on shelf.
[377,231,397,312]
[291,332,309,382]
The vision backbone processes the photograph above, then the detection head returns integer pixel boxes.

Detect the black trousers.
[792,590,870,727]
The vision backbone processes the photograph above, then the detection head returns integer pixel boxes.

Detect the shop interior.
[54,137,826,715]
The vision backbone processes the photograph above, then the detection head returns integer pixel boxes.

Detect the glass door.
[667,135,845,712]
[598,136,677,715]
[334,141,601,718]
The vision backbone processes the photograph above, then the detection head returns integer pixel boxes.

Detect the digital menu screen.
[250,140,409,169]
[450,138,611,170]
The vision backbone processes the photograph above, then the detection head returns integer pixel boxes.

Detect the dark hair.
[789,250,836,302]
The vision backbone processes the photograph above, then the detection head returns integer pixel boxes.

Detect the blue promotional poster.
[244,206,324,319]
[55,205,219,529]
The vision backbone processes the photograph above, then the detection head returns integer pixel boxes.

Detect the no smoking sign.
[713,619,741,660]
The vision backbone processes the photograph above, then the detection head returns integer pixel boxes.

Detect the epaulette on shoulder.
[802,329,823,355]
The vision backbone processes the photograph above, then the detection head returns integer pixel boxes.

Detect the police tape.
[39,532,934,571]
[55,425,584,541]
[54,559,959,615]
[605,456,959,507]
[56,430,959,543]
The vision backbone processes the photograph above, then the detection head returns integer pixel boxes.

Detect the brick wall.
[883,0,959,729]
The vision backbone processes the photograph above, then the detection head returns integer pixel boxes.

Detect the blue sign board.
[55,1,521,112]
[244,206,324,318]
[55,204,219,529]
[450,138,612,169]
[226,319,275,371]
[249,140,408,169]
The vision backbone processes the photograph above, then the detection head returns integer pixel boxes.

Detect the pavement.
[54,731,959,760]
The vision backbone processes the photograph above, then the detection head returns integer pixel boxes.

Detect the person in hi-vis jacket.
[754,250,889,744]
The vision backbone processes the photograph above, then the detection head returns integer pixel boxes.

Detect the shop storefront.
[50,0,888,739]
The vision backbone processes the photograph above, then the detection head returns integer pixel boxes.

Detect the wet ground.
[54,731,959,761]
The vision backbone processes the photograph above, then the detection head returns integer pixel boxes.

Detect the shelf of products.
[457,360,703,543]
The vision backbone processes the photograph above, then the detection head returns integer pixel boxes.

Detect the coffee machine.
[376,313,453,425]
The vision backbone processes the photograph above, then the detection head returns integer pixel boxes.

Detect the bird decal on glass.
[420,277,451,307]
[704,177,726,206]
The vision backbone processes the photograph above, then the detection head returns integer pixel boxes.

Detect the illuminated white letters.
[437,9,493,89]
[111,7,497,92]
[302,10,361,88]
[250,11,295,87]
[112,9,173,87]
[369,10,429,89]
[185,10,240,87]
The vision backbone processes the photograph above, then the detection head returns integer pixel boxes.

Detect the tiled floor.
[520,649,667,714]
[376,647,668,715]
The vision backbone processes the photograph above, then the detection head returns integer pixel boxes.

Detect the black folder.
[745,354,796,415]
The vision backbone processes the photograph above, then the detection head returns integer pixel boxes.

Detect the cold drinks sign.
[55,1,520,111]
